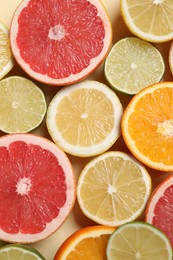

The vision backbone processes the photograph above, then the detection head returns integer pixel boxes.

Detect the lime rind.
[0,244,46,259]
[104,37,165,95]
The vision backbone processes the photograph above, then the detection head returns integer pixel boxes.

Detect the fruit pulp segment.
[0,141,67,234]
[0,249,38,259]
[80,156,147,222]
[56,89,114,146]
[109,226,170,259]
[128,88,173,165]
[0,28,11,72]
[66,235,110,259]
[125,0,173,36]
[17,0,105,78]
[153,185,173,246]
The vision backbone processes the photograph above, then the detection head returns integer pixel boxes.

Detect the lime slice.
[0,244,45,259]
[107,222,173,260]
[0,76,46,133]
[104,37,165,94]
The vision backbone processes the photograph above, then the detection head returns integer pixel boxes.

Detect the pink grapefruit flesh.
[10,0,112,85]
[0,134,75,243]
[145,175,173,247]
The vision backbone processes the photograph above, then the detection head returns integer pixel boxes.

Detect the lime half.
[107,221,172,260]
[0,244,45,259]
[104,37,165,94]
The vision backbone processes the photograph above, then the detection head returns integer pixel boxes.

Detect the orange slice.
[121,82,173,171]
[54,225,115,260]
[10,0,112,85]
[145,174,173,248]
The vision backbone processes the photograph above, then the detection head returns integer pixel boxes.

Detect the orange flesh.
[128,88,173,165]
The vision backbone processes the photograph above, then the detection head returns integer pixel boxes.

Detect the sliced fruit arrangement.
[10,0,112,85]
[0,133,75,243]
[122,82,173,171]
[0,244,45,259]
[120,0,173,43]
[106,221,172,260]
[0,76,46,133]
[77,151,151,226]
[0,21,14,80]
[46,80,123,157]
[145,174,173,248]
[104,37,165,94]
[54,225,115,260]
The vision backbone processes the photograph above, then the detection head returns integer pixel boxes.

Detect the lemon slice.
[46,80,123,157]
[0,21,14,79]
[77,151,151,226]
[0,76,46,133]
[107,222,172,260]
[120,0,173,43]
[104,37,165,94]
[0,244,45,259]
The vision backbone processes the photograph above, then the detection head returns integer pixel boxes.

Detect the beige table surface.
[0,1,172,259]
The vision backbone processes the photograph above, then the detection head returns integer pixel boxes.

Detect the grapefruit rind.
[121,82,173,171]
[0,134,76,243]
[10,0,112,85]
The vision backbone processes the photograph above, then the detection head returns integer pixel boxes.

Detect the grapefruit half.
[10,0,112,86]
[0,133,75,243]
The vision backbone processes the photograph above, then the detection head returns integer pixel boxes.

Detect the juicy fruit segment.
[54,226,115,260]
[104,37,165,94]
[0,76,46,133]
[0,21,14,79]
[106,222,172,260]
[120,0,173,43]
[0,244,45,259]
[46,80,123,157]
[77,151,151,226]
[122,82,173,171]
[10,0,112,85]
[0,134,75,243]
[145,174,173,247]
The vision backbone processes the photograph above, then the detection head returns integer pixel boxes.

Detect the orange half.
[121,82,173,171]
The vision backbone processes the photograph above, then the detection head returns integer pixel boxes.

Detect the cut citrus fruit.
[10,0,112,86]
[54,225,115,260]
[0,21,14,80]
[106,221,172,260]
[77,151,151,226]
[145,174,173,248]
[120,0,173,43]
[104,37,165,94]
[46,80,123,157]
[0,244,45,259]
[122,82,173,171]
[0,76,46,133]
[169,40,173,76]
[0,133,75,243]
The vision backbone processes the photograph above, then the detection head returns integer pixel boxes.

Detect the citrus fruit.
[104,37,165,94]
[121,82,173,171]
[0,133,75,243]
[77,151,151,226]
[0,244,45,259]
[106,221,172,260]
[0,76,46,133]
[54,225,115,260]
[46,80,123,157]
[145,174,173,248]
[10,0,112,86]
[120,0,173,43]
[0,21,14,80]
[169,40,173,76]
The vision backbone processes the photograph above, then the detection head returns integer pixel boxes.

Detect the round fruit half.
[0,133,76,243]
[10,0,112,85]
